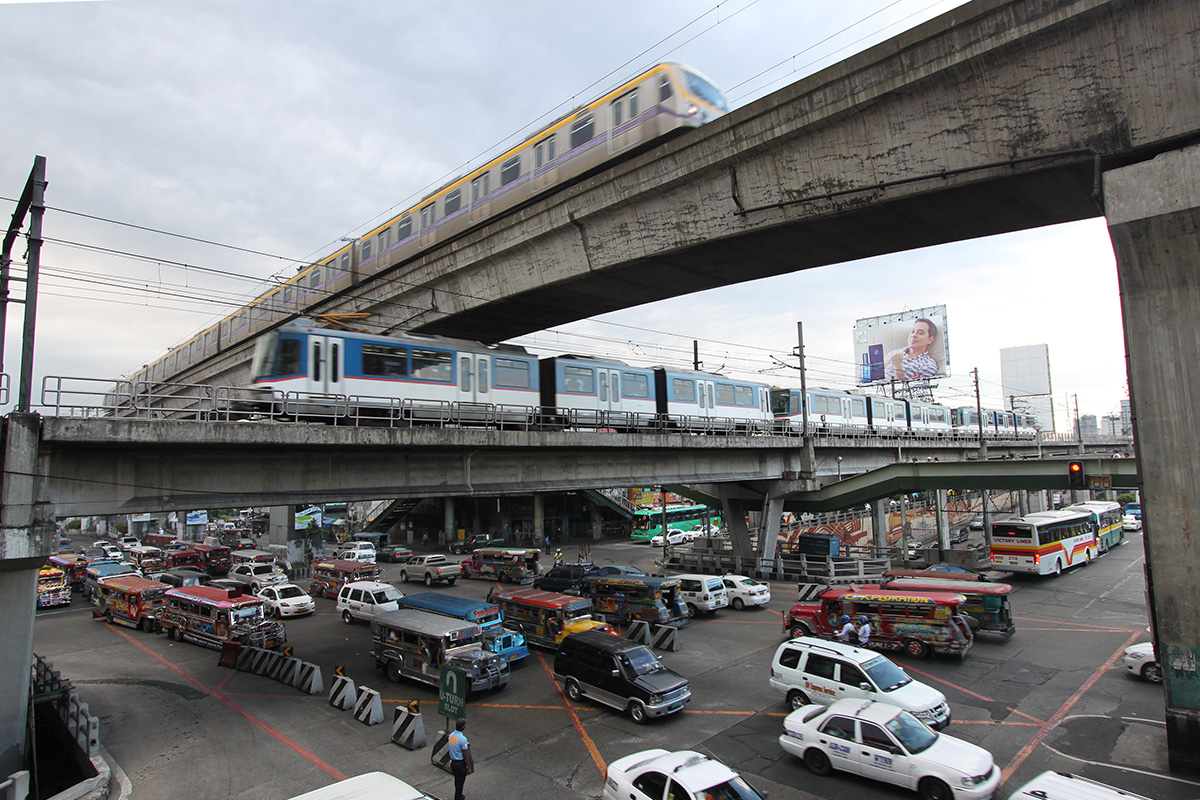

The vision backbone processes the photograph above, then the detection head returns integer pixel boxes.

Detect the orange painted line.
[904,664,999,704]
[1016,627,1140,633]
[214,670,237,693]
[111,627,347,781]
[534,650,607,778]
[1014,616,1140,632]
[999,630,1142,786]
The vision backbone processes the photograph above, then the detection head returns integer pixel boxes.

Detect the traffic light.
[1068,460,1085,489]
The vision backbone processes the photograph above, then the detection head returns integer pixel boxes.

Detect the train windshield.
[683,69,729,112]
[250,332,281,381]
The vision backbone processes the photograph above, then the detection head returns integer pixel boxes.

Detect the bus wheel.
[904,638,930,659]
[386,660,401,683]
[1053,559,1064,577]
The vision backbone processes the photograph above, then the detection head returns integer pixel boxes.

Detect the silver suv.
[228,562,286,592]
[769,637,951,729]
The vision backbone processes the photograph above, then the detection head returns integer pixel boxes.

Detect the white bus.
[990,509,1098,576]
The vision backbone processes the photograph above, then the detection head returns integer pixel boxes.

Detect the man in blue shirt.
[448,717,471,800]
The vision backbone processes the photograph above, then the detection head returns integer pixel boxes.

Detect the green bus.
[630,504,720,542]
[1065,501,1126,553]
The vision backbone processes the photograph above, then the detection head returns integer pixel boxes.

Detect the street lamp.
[836,455,843,480]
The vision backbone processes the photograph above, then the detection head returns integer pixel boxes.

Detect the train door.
[458,353,490,404]
[597,368,622,413]
[700,380,716,420]
[308,335,345,396]
[610,89,642,153]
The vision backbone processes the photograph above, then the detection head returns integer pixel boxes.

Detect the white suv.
[336,580,405,624]
[674,574,729,616]
[769,637,951,729]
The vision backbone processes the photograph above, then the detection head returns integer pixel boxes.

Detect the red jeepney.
[37,566,72,608]
[144,531,178,547]
[193,544,232,575]
[95,575,169,631]
[157,585,286,650]
[782,586,973,659]
[49,553,88,592]
[164,548,203,571]
[309,558,381,599]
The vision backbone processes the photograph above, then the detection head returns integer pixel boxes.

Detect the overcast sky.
[1,0,1128,429]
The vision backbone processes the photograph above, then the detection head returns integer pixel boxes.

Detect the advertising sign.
[186,510,209,526]
[853,306,950,386]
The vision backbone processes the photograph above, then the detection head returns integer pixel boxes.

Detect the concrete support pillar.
[935,490,950,550]
[758,493,786,571]
[870,500,889,551]
[590,505,602,541]
[1105,143,1200,776]
[719,496,754,570]
[443,498,456,548]
[1,413,53,777]
[268,506,290,546]
[533,495,545,549]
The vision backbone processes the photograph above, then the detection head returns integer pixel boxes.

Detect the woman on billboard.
[884,317,940,380]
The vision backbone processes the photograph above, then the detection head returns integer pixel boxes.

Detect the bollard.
[352,686,384,726]
[390,703,427,749]
[328,674,356,710]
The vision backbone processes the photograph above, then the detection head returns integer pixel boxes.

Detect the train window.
[340,253,350,271]
[362,344,407,378]
[500,156,521,186]
[659,74,673,101]
[278,339,301,376]
[420,203,436,229]
[735,386,754,407]
[460,356,472,392]
[534,136,555,169]
[478,359,488,393]
[562,365,594,394]
[622,372,649,399]
[397,215,412,240]
[628,90,638,118]
[282,285,292,305]
[494,358,531,389]
[852,398,866,416]
[204,330,215,347]
[444,188,461,216]
[715,383,735,406]
[308,269,319,288]
[379,227,391,252]
[612,91,638,126]
[612,98,623,127]
[671,378,696,402]
[361,239,372,260]
[569,113,594,149]
[599,372,608,402]
[410,349,453,383]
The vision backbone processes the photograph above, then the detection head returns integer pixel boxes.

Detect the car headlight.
[961,767,994,786]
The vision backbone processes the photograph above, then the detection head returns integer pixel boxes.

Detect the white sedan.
[603,749,767,800]
[1122,514,1142,532]
[780,698,1000,800]
[649,529,690,547]
[721,575,771,609]
[1122,642,1161,683]
[258,583,316,618]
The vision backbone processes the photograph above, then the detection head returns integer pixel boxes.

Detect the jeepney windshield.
[233,606,263,623]
[564,609,594,623]
[143,588,167,602]
[475,611,501,626]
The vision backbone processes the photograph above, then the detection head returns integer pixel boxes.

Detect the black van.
[552,630,691,723]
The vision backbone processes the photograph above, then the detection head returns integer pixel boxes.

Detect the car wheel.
[341,610,354,625]
[789,624,811,639]
[400,571,409,583]
[139,617,152,632]
[386,660,402,683]
[918,777,953,800]
[628,701,648,724]
[787,690,810,710]
[687,604,698,618]
[447,578,456,585]
[803,748,832,776]
[904,638,930,659]
[565,679,583,702]
[732,597,745,610]
[1143,663,1163,684]
[424,575,434,587]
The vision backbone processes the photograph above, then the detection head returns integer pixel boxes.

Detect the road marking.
[534,650,608,778]
[1039,715,1200,789]
[110,627,347,781]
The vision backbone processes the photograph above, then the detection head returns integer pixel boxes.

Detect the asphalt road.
[32,532,1200,800]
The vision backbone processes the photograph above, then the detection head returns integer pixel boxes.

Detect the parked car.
[259,583,317,618]
[720,574,771,609]
[448,534,505,555]
[602,749,767,800]
[377,544,414,563]
[769,637,951,728]
[779,698,1000,799]
[336,580,405,624]
[1122,641,1161,683]
[532,564,598,594]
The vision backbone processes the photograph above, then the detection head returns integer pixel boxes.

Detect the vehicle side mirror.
[611,669,621,677]
[859,683,872,692]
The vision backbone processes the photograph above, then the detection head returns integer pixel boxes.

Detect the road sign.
[438,665,467,720]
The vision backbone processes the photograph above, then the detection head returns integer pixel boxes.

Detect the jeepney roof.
[581,575,681,589]
[166,585,261,607]
[49,554,84,564]
[87,561,136,577]
[100,575,170,593]
[398,592,497,616]
[371,609,482,638]
[837,589,967,605]
[878,578,1013,595]
[313,558,377,572]
[38,566,65,578]
[192,543,230,553]
[490,587,591,610]
[472,547,540,557]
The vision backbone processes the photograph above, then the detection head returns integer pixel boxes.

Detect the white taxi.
[258,583,316,618]
[603,749,767,800]
[780,698,999,800]
[649,529,690,547]
[720,574,771,609]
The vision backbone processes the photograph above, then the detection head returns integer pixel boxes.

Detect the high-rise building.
[1120,398,1132,436]
[1080,415,1098,437]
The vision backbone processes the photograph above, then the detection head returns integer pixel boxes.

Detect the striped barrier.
[271,655,302,685]
[623,620,651,645]
[390,703,426,750]
[328,674,357,710]
[796,583,826,601]
[218,641,241,668]
[293,661,324,695]
[352,686,384,726]
[430,731,453,772]
[651,624,680,651]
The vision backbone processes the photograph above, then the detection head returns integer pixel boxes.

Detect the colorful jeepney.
[879,575,1016,640]
[578,575,690,628]
[126,545,166,575]
[157,585,286,650]
[397,591,528,663]
[164,548,203,571]
[193,543,232,575]
[310,558,381,599]
[489,587,616,649]
[48,553,88,592]
[459,548,541,584]
[85,561,138,604]
[95,575,169,631]
[36,566,72,608]
[783,587,973,659]
[371,609,509,693]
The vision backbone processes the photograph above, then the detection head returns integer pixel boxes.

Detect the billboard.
[853,306,949,386]
[1000,344,1052,396]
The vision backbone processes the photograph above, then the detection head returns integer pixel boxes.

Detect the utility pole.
[693,340,700,371]
[973,368,986,461]
[794,322,815,480]
[1,155,47,410]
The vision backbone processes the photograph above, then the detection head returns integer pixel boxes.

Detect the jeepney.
[164,548,203,571]
[489,586,616,649]
[397,591,528,663]
[459,548,541,584]
[48,553,88,592]
[879,576,1016,639]
[157,585,286,650]
[229,548,277,565]
[578,575,690,628]
[36,566,72,608]
[126,545,166,575]
[95,575,169,631]
[782,586,974,659]
[193,543,232,575]
[371,609,509,693]
[310,558,382,599]
[84,561,138,604]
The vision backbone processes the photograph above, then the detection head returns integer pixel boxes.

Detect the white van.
[673,574,728,616]
[1008,772,1151,800]
[336,580,405,624]
[769,637,951,729]
[332,543,377,563]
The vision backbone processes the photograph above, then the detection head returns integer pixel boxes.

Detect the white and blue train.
[132,62,730,388]
[241,320,773,432]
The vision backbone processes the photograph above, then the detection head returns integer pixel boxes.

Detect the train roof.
[278,319,531,356]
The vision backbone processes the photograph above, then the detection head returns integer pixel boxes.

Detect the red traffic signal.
[1068,460,1085,488]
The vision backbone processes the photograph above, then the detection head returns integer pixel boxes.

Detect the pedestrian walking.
[448,717,472,800]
